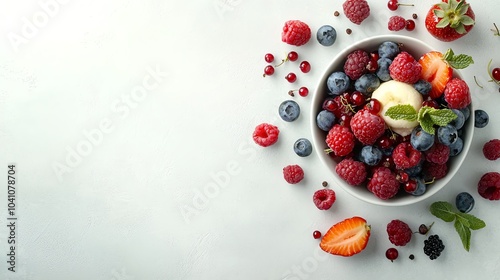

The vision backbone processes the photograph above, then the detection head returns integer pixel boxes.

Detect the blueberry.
[294,138,313,157]
[316,110,336,131]
[460,107,471,121]
[437,124,458,146]
[448,109,465,130]
[410,177,426,196]
[405,162,423,177]
[354,73,380,95]
[474,109,489,128]
[449,137,463,156]
[456,192,474,213]
[413,80,432,96]
[327,72,350,95]
[316,25,337,46]
[410,127,435,151]
[381,146,394,156]
[376,57,392,82]
[279,100,300,122]
[360,145,382,166]
[378,41,400,59]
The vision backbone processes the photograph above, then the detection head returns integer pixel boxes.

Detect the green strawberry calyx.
[434,0,475,34]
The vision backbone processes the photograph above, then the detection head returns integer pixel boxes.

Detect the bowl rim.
[310,34,474,207]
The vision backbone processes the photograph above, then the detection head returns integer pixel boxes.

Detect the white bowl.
[310,35,474,206]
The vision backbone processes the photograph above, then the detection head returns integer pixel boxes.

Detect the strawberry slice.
[418,51,453,99]
[319,216,371,257]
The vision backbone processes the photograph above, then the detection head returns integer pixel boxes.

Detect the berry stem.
[492,23,500,36]
[275,58,288,67]
[474,76,484,89]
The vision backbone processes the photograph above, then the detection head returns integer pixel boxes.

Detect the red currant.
[387,0,414,11]
[377,135,393,149]
[322,98,338,112]
[422,100,439,109]
[287,51,299,62]
[397,171,410,183]
[300,61,311,73]
[351,91,366,107]
[264,53,274,63]
[285,72,297,83]
[365,99,382,114]
[386,248,399,262]
[405,19,415,31]
[339,114,352,127]
[404,179,417,193]
[492,68,500,81]
[263,65,274,77]
[313,230,322,239]
[298,87,309,97]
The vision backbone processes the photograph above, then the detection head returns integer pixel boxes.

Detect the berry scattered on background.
[335,158,367,186]
[253,123,280,147]
[405,19,415,31]
[264,53,274,63]
[350,110,385,145]
[285,72,297,83]
[342,0,370,25]
[483,139,500,160]
[387,219,413,246]
[418,223,433,235]
[387,0,414,11]
[346,28,352,35]
[281,20,312,46]
[299,61,311,73]
[474,109,489,128]
[423,235,445,260]
[385,248,399,262]
[456,192,475,213]
[388,16,406,31]
[294,138,313,157]
[389,51,422,84]
[313,189,336,210]
[320,216,371,257]
[279,100,300,122]
[313,230,322,239]
[263,65,275,77]
[283,164,304,184]
[326,124,356,157]
[344,50,371,80]
[425,0,475,42]
[478,172,500,200]
[368,167,400,200]
[443,78,471,109]
[317,25,337,46]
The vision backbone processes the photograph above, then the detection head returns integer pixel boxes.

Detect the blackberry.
[423,235,445,260]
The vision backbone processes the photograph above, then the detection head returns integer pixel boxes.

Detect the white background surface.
[1,0,500,279]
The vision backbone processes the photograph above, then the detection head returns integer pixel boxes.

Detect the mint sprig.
[385,105,457,134]
[430,201,486,251]
[442,48,474,69]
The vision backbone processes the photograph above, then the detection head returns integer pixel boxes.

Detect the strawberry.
[425,0,475,42]
[419,51,452,99]
[320,216,371,257]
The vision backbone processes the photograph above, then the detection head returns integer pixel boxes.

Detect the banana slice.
[371,80,423,136]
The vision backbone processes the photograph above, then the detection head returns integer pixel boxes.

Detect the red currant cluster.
[387,0,416,32]
[263,51,311,97]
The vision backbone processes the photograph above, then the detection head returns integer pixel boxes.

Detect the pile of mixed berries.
[316,40,472,200]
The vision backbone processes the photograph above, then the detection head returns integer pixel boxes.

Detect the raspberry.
[253,123,279,147]
[344,50,370,80]
[283,165,304,184]
[350,110,385,145]
[388,16,406,31]
[392,142,422,170]
[342,0,370,25]
[313,189,336,210]
[423,161,448,180]
[389,51,422,84]
[444,78,471,109]
[387,219,412,246]
[335,158,367,186]
[478,172,500,200]
[425,143,450,165]
[281,20,312,46]
[326,124,356,157]
[368,167,400,200]
[483,139,500,160]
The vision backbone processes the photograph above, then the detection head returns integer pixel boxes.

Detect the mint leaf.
[455,214,470,228]
[384,104,417,121]
[454,219,471,251]
[459,213,486,230]
[442,48,474,69]
[418,108,436,134]
[430,201,456,222]
[427,108,457,126]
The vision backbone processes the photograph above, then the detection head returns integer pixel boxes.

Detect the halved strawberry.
[419,51,453,99]
[319,216,371,257]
